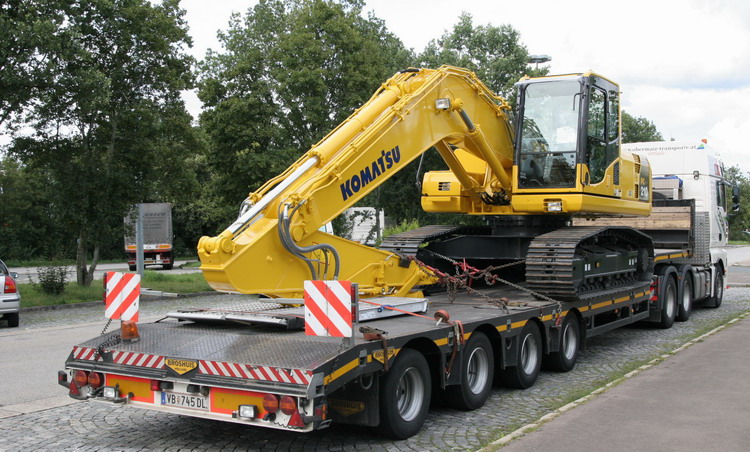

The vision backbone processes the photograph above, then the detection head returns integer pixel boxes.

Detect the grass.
[18,270,212,308]
[729,240,750,245]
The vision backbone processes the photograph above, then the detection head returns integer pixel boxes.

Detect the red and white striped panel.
[199,360,312,385]
[105,272,140,322]
[71,346,165,369]
[303,280,353,338]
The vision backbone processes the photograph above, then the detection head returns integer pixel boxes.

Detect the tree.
[724,165,750,241]
[0,1,67,128]
[621,110,664,143]
[418,13,546,97]
[9,0,196,285]
[197,0,413,226]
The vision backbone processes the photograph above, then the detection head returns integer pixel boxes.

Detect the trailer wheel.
[544,313,580,372]
[707,270,724,309]
[500,322,542,389]
[378,348,431,439]
[445,331,494,410]
[676,276,693,322]
[128,264,136,271]
[659,276,677,329]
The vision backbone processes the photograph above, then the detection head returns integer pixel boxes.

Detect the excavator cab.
[511,73,650,216]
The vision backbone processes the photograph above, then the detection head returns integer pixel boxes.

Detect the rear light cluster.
[66,370,105,396]
[257,393,304,427]
[3,276,17,293]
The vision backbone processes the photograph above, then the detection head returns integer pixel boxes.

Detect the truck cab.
[623,140,733,271]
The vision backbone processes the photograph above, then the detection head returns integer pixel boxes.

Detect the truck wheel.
[544,313,580,372]
[129,264,136,271]
[378,348,431,439]
[676,276,693,322]
[445,331,494,410]
[707,271,724,309]
[6,313,19,328]
[162,263,173,270]
[499,322,542,389]
[659,276,677,329]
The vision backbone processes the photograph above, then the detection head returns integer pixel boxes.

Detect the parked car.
[0,259,20,327]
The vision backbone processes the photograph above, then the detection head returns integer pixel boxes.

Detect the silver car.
[1,259,20,327]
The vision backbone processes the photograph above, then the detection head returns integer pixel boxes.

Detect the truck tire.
[499,322,542,389]
[544,313,580,372]
[445,331,494,410]
[707,270,724,309]
[129,264,136,271]
[6,312,19,328]
[378,348,431,439]
[162,263,173,270]
[659,276,677,329]
[676,275,693,322]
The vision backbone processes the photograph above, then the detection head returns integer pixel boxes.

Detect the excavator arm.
[198,66,517,298]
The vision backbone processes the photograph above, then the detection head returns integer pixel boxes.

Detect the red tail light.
[88,372,104,388]
[74,370,89,387]
[3,276,16,294]
[279,396,297,415]
[262,394,279,413]
[150,380,161,391]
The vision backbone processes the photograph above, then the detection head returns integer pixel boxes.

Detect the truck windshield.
[518,80,580,188]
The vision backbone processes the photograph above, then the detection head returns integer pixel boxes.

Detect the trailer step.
[166,297,428,329]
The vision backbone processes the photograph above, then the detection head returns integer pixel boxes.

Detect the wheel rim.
[682,284,691,311]
[665,284,676,318]
[562,322,578,360]
[466,347,490,395]
[520,332,539,374]
[396,367,425,422]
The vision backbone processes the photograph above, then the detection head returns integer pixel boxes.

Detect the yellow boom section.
[198,66,516,297]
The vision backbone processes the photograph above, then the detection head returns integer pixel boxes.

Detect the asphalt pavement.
[494,260,750,451]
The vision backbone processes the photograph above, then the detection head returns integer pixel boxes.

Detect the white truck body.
[624,141,730,274]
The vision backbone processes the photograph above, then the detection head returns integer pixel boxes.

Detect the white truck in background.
[621,140,739,310]
[124,203,174,271]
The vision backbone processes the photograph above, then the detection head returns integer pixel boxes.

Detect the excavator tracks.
[525,226,653,300]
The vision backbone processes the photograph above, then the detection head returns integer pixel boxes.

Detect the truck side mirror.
[732,185,740,212]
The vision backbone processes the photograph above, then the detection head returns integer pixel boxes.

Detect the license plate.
[161,391,209,411]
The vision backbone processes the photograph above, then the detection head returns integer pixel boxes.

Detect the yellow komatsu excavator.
[198,66,653,301]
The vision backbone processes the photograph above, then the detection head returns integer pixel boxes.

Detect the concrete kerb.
[20,291,221,313]
[483,310,750,451]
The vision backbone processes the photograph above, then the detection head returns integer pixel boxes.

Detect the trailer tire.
[500,322,542,389]
[378,348,431,439]
[676,276,693,322]
[128,264,136,271]
[445,331,494,410]
[659,276,677,329]
[544,313,580,372]
[707,270,724,309]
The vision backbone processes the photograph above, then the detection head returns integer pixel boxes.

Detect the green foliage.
[621,110,664,143]
[0,0,68,128]
[33,266,69,295]
[383,219,420,238]
[418,13,547,98]
[196,0,413,224]
[724,165,750,241]
[6,0,200,285]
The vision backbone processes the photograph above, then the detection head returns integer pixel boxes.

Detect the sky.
[181,0,750,172]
